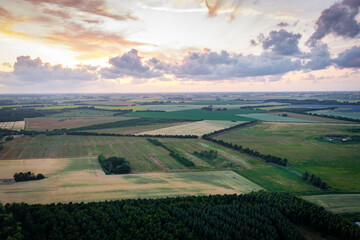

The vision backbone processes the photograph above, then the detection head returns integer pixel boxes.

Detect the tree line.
[67,131,198,139]
[0,127,198,139]
[202,121,260,137]
[13,172,45,182]
[1,191,359,240]
[98,155,131,174]
[147,139,195,167]
[264,98,360,105]
[302,172,329,190]
[202,135,288,167]
[307,112,360,122]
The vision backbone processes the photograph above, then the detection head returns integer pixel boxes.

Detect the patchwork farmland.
[0,158,262,204]
[215,122,360,192]
[1,92,360,237]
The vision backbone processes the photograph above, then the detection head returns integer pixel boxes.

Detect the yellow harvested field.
[136,120,243,136]
[0,158,262,204]
[0,121,25,130]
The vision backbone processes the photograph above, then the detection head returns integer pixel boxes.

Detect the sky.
[0,0,359,93]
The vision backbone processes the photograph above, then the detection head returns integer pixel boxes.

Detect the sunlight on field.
[0,121,25,130]
[0,158,262,204]
[137,120,243,136]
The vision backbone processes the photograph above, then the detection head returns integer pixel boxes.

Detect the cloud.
[334,45,360,68]
[277,22,289,28]
[23,0,137,21]
[45,22,148,60]
[189,0,245,19]
[100,49,163,79]
[261,29,302,56]
[171,49,302,80]
[9,56,96,82]
[41,8,71,19]
[0,4,145,60]
[307,0,360,46]
[2,62,12,68]
[305,43,332,70]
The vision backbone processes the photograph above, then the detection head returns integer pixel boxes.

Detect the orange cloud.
[0,5,147,60]
[44,23,149,60]
[0,7,29,39]
[23,0,137,21]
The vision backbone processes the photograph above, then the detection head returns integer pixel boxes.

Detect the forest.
[1,191,359,240]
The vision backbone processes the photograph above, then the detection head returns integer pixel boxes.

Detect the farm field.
[0,157,262,204]
[87,122,190,134]
[311,109,360,120]
[125,108,262,121]
[0,135,184,173]
[0,133,319,193]
[0,121,25,130]
[49,109,120,117]
[94,105,148,111]
[35,105,83,110]
[267,112,351,123]
[145,103,282,112]
[236,113,318,122]
[25,116,134,130]
[303,194,360,213]
[83,101,138,106]
[160,138,320,193]
[215,122,360,192]
[258,106,291,111]
[137,120,243,136]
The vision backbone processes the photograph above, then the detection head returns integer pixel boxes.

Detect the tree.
[320,181,328,190]
[302,172,309,181]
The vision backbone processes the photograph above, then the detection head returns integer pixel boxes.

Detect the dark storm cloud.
[100,49,162,79]
[334,45,360,68]
[307,0,360,46]
[262,29,302,56]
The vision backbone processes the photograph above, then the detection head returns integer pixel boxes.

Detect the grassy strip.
[147,138,195,167]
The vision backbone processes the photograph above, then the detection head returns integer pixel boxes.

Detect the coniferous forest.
[1,191,359,240]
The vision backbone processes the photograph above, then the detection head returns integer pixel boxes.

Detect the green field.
[236,113,318,122]
[311,110,360,120]
[303,194,360,213]
[125,108,263,121]
[84,122,189,135]
[25,116,134,130]
[0,157,262,204]
[215,122,360,192]
[35,105,83,110]
[49,108,119,117]
[160,138,321,193]
[0,134,320,193]
[0,135,183,173]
